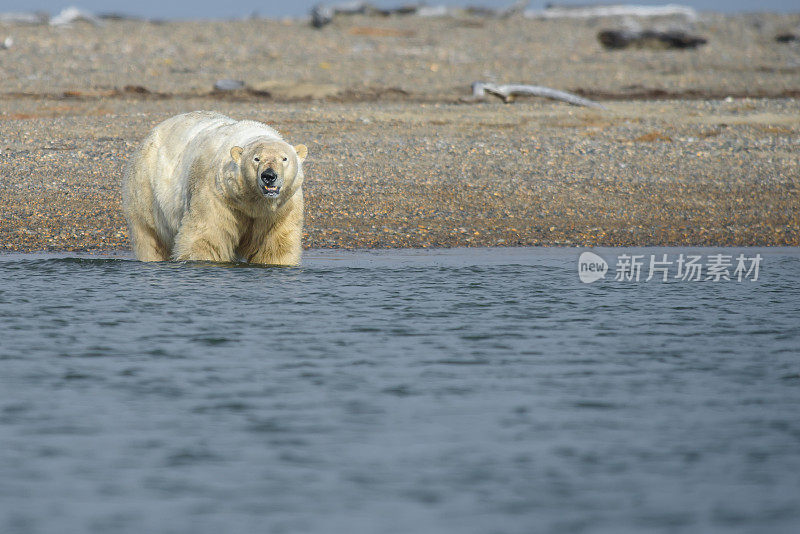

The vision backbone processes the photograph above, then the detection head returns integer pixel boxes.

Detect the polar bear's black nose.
[260,168,278,184]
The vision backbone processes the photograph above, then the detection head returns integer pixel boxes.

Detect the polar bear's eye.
[254,157,260,162]
[282,156,288,162]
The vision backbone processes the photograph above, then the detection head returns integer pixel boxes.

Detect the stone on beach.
[213,79,246,91]
[598,29,707,50]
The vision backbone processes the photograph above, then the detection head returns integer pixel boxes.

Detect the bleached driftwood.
[311,2,422,28]
[311,2,361,28]
[466,82,605,109]
[50,6,104,26]
[525,4,698,22]
[465,1,530,18]
[0,9,139,25]
[405,1,531,19]
[312,1,529,27]
[0,11,48,24]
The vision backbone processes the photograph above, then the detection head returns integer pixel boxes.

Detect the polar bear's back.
[126,111,283,241]
[149,111,283,170]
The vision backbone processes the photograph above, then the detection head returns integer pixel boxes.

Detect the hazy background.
[1,1,798,20]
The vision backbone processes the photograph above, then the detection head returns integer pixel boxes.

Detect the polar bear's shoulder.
[150,111,233,146]
[147,112,286,163]
[156,111,232,130]
[232,120,283,143]
[149,112,284,152]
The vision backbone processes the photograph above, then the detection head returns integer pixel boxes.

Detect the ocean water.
[1,247,799,534]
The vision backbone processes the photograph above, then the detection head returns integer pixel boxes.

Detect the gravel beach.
[1,13,798,252]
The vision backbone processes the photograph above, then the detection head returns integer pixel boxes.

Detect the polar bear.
[122,111,308,265]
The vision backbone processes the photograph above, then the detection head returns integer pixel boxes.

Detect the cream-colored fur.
[122,111,308,265]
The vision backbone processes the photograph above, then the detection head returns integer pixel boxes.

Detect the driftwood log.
[466,82,605,109]
[598,29,707,50]
[775,33,798,43]
[526,4,698,21]
[311,1,530,28]
[311,2,421,28]
[464,1,529,18]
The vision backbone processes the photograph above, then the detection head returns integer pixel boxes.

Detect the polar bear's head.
[230,140,308,200]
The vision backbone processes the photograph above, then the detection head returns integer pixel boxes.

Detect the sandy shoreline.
[1,14,799,252]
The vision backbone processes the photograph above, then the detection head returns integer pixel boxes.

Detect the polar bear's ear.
[294,144,308,162]
[230,146,243,164]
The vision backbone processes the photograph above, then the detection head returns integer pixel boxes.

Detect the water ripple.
[0,248,799,534]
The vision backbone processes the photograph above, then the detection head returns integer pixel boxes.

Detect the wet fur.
[122,111,306,265]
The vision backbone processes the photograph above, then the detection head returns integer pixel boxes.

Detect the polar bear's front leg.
[173,233,234,262]
[127,216,170,262]
[172,206,239,263]
[247,210,303,266]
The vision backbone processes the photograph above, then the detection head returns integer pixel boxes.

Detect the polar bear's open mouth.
[260,185,280,198]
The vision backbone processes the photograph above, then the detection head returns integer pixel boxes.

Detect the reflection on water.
[1,248,799,534]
